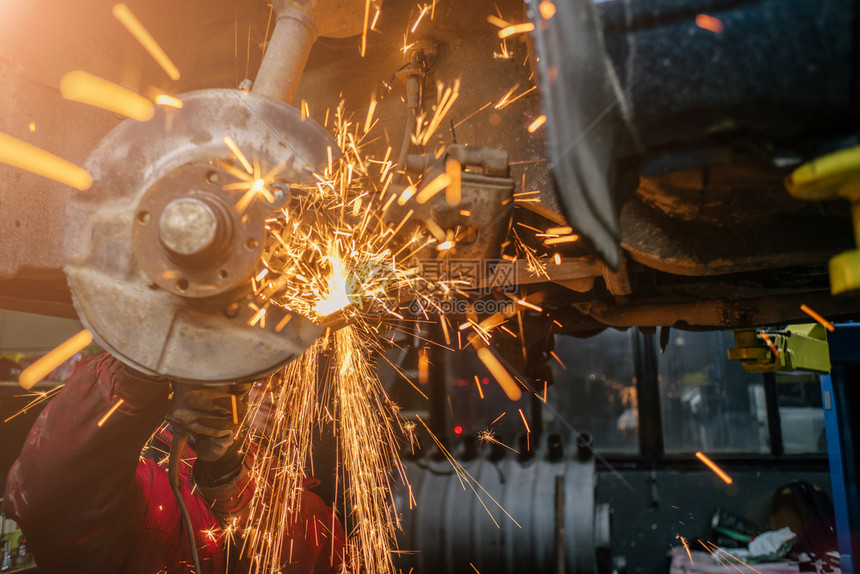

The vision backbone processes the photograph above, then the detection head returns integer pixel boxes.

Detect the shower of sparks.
[679,536,693,564]
[112,3,180,80]
[3,385,64,423]
[695,452,733,484]
[19,330,93,390]
[418,415,522,529]
[96,398,125,427]
[474,375,485,399]
[60,71,155,121]
[478,429,518,453]
[0,131,92,190]
[800,304,835,332]
[546,225,572,235]
[494,84,536,110]
[232,94,469,573]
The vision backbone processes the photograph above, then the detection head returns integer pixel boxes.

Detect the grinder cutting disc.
[65,89,333,384]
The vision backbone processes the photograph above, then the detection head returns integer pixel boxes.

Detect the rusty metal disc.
[65,89,333,384]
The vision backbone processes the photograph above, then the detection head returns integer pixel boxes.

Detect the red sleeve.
[280,479,347,574]
[2,352,170,572]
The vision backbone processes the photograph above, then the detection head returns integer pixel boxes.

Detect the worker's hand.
[167,383,251,463]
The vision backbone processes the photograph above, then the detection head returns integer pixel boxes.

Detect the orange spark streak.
[527,115,547,133]
[544,234,580,245]
[695,13,724,34]
[415,173,452,204]
[113,4,180,80]
[418,348,429,384]
[800,304,835,332]
[680,536,693,564]
[445,158,462,206]
[60,71,154,121]
[486,15,512,28]
[0,132,92,190]
[553,253,562,265]
[19,330,93,390]
[539,1,557,19]
[474,376,485,399]
[440,316,452,345]
[759,331,780,359]
[411,4,429,32]
[361,0,371,57]
[695,452,733,484]
[477,347,522,401]
[546,225,573,235]
[516,299,542,312]
[364,98,377,133]
[223,136,253,174]
[231,394,239,425]
[518,407,530,434]
[97,398,125,427]
[498,22,535,39]
[549,350,566,369]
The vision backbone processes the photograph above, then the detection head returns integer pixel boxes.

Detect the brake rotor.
[65,89,333,384]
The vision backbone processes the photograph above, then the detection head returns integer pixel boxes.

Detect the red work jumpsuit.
[2,353,344,573]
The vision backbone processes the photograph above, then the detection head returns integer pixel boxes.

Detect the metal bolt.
[158,197,220,257]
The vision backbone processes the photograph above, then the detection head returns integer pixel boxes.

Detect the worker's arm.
[2,352,169,572]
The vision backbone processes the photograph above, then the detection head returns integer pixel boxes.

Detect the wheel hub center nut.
[158,197,222,260]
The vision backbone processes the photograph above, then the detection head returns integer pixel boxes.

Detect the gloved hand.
[167,383,251,464]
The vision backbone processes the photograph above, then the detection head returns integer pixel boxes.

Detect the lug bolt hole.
[219,269,228,279]
[176,278,189,292]
[136,211,151,225]
[245,238,259,250]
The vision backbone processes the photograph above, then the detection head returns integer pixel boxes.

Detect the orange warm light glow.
[695,13,724,34]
